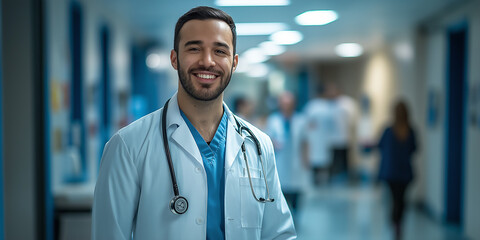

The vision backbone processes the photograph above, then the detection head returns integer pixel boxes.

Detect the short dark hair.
[174,6,237,55]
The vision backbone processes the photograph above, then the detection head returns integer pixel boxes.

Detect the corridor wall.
[463,1,480,238]
[45,0,134,237]
[418,0,480,238]
[0,1,4,239]
[46,0,131,194]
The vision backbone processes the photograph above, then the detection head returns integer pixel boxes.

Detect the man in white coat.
[92,6,296,240]
[265,92,308,213]
[303,88,335,186]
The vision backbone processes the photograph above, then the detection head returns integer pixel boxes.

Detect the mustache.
[189,67,223,75]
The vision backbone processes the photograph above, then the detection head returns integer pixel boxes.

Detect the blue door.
[444,21,468,225]
[100,25,111,162]
[68,1,86,182]
[0,1,4,238]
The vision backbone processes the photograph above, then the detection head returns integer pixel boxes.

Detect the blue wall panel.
[0,0,5,238]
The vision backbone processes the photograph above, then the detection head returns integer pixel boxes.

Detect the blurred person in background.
[303,86,335,186]
[356,95,377,182]
[265,91,308,215]
[324,82,357,182]
[377,100,417,240]
[92,6,296,239]
[233,95,257,126]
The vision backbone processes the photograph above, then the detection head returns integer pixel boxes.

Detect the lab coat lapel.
[166,94,203,165]
[224,104,244,171]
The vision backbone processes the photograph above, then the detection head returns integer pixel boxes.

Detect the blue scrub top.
[181,110,228,240]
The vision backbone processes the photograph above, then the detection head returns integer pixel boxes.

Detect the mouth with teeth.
[195,73,217,79]
[192,71,220,83]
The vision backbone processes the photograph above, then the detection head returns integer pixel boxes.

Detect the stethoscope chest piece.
[170,195,188,215]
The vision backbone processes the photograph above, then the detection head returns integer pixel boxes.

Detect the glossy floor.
[294,183,467,240]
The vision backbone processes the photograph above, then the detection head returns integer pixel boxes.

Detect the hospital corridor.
[2,0,480,239]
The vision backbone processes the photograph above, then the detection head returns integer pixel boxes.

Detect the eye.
[188,47,200,52]
[215,49,228,55]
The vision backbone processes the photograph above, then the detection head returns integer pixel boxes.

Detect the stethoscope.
[162,99,274,215]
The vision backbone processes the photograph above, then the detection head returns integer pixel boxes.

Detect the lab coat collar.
[165,93,244,170]
[166,93,203,166]
[224,103,244,171]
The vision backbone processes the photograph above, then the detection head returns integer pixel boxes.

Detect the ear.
[232,54,239,72]
[170,49,178,70]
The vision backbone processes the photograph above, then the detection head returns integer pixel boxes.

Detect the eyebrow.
[214,42,230,50]
[184,40,231,50]
[184,40,202,47]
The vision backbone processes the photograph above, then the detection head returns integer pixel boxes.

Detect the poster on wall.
[427,87,441,128]
[469,81,480,128]
[478,82,480,129]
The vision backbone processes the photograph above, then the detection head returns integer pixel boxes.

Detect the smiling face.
[171,19,238,102]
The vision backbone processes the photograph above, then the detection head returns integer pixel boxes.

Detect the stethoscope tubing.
[162,99,180,197]
[162,99,189,214]
[236,124,274,203]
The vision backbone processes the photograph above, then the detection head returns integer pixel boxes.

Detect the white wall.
[362,49,398,135]
[423,30,447,220]
[46,0,71,196]
[81,0,132,184]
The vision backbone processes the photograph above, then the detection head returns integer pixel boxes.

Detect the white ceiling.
[98,0,462,61]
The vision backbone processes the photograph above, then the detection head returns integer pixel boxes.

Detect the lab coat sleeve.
[92,133,140,240]
[261,136,297,239]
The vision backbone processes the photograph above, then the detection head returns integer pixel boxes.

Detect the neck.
[177,89,224,142]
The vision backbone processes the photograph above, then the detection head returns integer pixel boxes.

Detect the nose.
[199,51,216,68]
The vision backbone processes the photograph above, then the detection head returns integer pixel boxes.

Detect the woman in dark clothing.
[377,100,417,240]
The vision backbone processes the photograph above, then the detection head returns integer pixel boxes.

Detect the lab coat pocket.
[239,177,266,228]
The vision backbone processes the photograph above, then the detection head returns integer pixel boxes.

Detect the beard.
[177,60,233,101]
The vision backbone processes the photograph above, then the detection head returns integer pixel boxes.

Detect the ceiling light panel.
[259,41,286,55]
[270,31,303,45]
[236,23,288,36]
[295,10,338,26]
[215,0,290,6]
[242,48,270,63]
[247,63,270,78]
[335,43,363,57]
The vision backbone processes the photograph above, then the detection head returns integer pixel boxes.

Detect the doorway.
[0,2,4,238]
[444,22,468,225]
[68,1,86,182]
[100,25,111,156]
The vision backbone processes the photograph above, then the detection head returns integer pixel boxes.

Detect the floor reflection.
[295,183,466,240]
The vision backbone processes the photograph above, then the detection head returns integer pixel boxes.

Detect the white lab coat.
[265,112,308,192]
[329,96,357,147]
[92,93,296,240]
[303,99,334,167]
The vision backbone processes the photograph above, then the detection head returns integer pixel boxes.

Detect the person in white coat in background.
[92,6,296,240]
[266,91,308,223]
[265,92,308,215]
[303,86,335,186]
